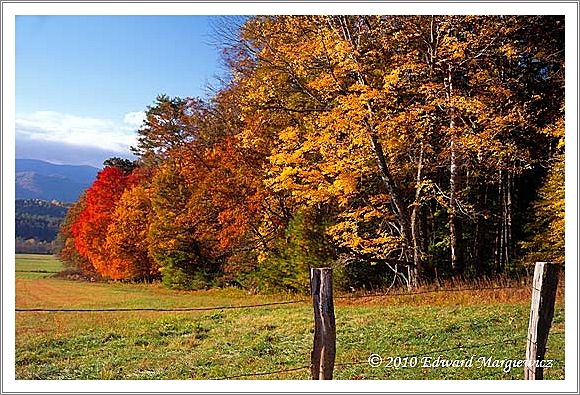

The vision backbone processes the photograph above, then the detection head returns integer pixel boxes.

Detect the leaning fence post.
[524,261,560,380]
[310,268,336,380]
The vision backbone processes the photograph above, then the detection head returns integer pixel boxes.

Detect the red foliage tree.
[71,166,135,279]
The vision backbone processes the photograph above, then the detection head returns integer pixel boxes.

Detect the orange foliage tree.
[133,87,288,288]
[105,167,159,281]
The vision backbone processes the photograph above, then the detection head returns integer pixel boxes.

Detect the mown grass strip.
[16,285,550,313]
[16,270,60,274]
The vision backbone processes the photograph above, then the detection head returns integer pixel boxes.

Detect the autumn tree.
[103,157,137,174]
[123,67,291,286]
[105,168,159,281]
[521,115,565,265]
[231,15,441,285]
[131,94,214,166]
[71,164,135,279]
[56,192,95,276]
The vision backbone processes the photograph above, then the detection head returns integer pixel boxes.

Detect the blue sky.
[16,16,225,167]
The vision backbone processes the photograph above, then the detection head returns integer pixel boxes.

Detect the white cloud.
[123,111,146,127]
[16,111,142,153]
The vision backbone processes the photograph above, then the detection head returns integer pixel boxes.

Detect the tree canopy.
[58,15,565,290]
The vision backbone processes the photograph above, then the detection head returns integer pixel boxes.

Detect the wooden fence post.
[310,268,336,380]
[524,262,560,380]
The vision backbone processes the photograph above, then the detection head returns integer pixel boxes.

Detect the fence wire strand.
[212,365,311,380]
[15,299,306,313]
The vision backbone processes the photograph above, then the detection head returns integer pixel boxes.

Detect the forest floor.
[14,254,565,380]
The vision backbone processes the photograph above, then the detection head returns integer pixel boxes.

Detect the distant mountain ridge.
[16,159,99,202]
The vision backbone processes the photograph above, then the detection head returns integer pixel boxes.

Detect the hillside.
[15,199,70,254]
[16,159,98,202]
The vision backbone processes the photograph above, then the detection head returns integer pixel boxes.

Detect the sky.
[16,16,225,167]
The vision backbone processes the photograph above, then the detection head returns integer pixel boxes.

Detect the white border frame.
[2,2,578,394]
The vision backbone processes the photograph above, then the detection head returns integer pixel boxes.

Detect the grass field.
[15,254,64,279]
[15,254,565,380]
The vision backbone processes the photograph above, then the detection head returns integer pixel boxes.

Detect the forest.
[57,15,565,292]
[16,199,69,254]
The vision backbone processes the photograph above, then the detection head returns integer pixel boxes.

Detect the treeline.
[57,16,564,291]
[16,199,69,254]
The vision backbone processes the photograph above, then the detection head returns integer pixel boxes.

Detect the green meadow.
[15,254,565,380]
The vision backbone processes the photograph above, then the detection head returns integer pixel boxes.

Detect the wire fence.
[15,282,565,380]
[15,299,304,313]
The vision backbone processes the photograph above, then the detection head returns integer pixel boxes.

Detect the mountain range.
[16,159,99,202]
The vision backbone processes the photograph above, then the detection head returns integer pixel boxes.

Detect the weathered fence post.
[310,268,336,380]
[524,261,560,380]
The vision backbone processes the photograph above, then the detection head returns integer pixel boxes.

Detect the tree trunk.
[449,138,464,274]
[447,65,464,275]
[337,23,424,286]
[473,181,488,275]
[369,134,420,284]
[410,141,427,281]
[410,205,427,284]
[495,169,504,271]
[505,171,513,269]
